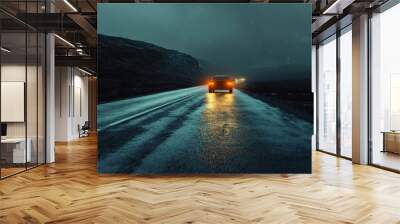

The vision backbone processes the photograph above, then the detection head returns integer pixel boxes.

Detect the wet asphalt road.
[98,86,312,173]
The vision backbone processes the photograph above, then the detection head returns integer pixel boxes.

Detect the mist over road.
[98,86,311,173]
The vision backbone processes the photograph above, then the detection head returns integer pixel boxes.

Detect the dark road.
[98,86,312,173]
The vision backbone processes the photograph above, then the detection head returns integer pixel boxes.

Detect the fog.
[98,4,311,81]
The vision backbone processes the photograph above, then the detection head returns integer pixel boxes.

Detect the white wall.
[1,63,46,164]
[55,66,70,141]
[72,73,89,138]
[1,65,27,139]
[55,66,89,141]
[1,64,41,137]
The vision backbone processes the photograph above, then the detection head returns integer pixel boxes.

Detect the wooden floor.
[1,136,400,224]
[1,167,26,178]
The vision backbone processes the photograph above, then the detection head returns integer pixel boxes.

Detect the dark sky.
[98,4,311,78]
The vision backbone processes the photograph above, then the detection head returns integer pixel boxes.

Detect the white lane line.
[98,93,199,132]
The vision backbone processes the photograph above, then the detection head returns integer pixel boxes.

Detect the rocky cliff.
[98,35,203,103]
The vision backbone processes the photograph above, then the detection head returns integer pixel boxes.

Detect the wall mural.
[97,4,313,174]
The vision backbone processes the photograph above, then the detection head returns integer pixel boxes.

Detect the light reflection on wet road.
[98,86,312,173]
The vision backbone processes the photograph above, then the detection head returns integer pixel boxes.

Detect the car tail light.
[208,81,214,86]
[227,81,234,86]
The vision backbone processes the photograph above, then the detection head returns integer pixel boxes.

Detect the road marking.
[98,93,200,132]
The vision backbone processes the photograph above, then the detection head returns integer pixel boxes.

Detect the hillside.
[98,35,204,103]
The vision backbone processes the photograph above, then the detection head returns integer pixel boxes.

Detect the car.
[208,76,235,93]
